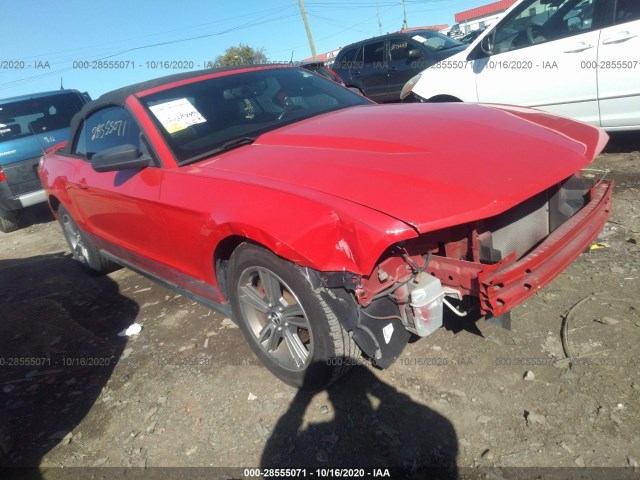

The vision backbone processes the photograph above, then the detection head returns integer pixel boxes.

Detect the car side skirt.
[98,249,232,318]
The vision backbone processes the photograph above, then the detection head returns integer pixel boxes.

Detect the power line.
[0,11,299,91]
[1,5,297,66]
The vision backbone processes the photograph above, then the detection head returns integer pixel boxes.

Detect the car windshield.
[493,0,595,52]
[140,67,370,165]
[408,30,463,51]
[0,92,85,144]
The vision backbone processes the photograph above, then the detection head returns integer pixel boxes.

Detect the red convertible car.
[40,65,613,389]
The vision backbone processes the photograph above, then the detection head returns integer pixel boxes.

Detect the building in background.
[446,0,517,37]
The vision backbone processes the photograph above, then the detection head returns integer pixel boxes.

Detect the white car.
[402,0,640,131]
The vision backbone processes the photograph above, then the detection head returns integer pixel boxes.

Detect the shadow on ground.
[603,131,640,154]
[14,204,55,231]
[0,253,138,475]
[261,364,458,479]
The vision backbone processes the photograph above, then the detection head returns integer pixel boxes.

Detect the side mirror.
[92,144,152,173]
[408,49,422,59]
[480,32,494,55]
[567,16,583,31]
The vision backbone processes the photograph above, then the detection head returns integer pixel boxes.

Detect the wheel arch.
[208,203,413,301]
[213,235,260,302]
[48,194,61,217]
[209,210,403,302]
[212,231,317,303]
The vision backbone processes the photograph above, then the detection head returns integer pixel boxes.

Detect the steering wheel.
[526,24,545,44]
[277,105,305,120]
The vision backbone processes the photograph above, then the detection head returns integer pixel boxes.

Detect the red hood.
[201,103,608,233]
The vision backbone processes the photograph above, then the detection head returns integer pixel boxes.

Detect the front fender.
[208,202,417,277]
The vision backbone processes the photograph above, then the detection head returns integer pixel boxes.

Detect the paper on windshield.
[412,35,428,43]
[148,98,206,134]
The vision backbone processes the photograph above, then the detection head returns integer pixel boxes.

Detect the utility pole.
[298,0,317,60]
[376,0,382,35]
[401,0,408,30]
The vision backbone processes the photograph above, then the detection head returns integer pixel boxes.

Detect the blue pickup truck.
[0,89,90,232]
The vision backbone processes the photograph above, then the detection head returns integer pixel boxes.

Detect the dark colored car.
[333,30,465,102]
[0,89,90,232]
[299,61,344,85]
[40,65,612,390]
[460,28,485,44]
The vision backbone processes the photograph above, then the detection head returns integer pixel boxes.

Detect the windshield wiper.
[215,136,256,153]
[203,136,256,157]
[181,136,257,165]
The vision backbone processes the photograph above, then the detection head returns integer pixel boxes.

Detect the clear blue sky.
[1,0,490,99]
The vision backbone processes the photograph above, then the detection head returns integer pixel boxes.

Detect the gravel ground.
[1,133,639,480]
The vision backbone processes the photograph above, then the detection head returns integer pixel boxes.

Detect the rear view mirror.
[408,49,422,59]
[92,144,152,172]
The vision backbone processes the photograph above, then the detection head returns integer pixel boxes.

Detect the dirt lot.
[1,133,639,479]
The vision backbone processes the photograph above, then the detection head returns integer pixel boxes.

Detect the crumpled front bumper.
[478,181,613,317]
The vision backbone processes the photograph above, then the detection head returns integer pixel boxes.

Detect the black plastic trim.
[100,250,233,318]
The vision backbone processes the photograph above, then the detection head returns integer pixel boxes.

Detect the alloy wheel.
[237,266,313,371]
[61,213,89,264]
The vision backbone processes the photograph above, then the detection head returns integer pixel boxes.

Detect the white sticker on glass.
[149,98,206,134]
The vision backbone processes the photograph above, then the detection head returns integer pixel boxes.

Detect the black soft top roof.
[64,64,287,153]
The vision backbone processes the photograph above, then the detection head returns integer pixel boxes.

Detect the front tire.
[228,243,360,390]
[58,204,120,274]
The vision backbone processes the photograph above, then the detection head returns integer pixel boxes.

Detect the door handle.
[388,67,398,72]
[602,32,637,44]
[563,42,594,53]
[352,70,361,76]
[79,179,88,190]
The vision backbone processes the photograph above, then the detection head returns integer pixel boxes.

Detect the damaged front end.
[308,173,613,366]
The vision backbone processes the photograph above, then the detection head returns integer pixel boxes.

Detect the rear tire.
[0,210,20,233]
[58,204,120,274]
[228,243,360,390]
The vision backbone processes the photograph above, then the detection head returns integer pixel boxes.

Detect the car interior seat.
[617,0,640,22]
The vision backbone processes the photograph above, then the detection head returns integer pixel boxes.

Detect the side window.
[493,0,597,54]
[616,0,640,23]
[563,0,596,31]
[338,47,357,64]
[390,39,411,61]
[362,41,385,64]
[352,46,363,64]
[73,106,141,160]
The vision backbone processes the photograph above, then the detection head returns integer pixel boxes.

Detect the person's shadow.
[0,253,138,477]
[261,364,458,479]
